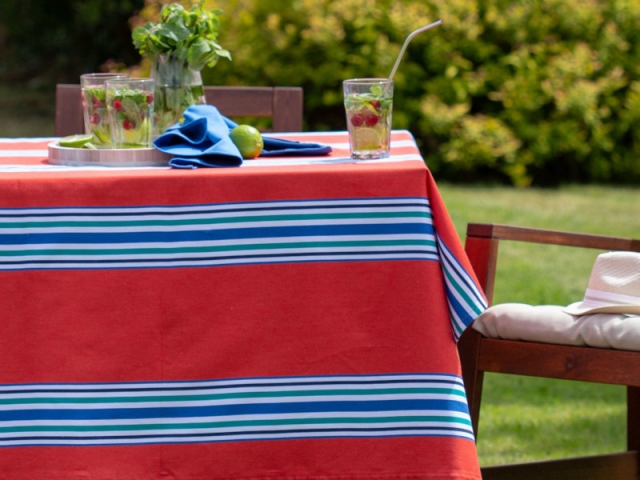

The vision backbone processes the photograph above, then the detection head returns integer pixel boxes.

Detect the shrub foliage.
[0,0,143,85]
[132,0,640,186]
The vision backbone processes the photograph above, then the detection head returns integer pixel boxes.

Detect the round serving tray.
[48,142,171,167]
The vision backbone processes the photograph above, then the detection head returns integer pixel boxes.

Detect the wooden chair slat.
[55,84,303,137]
[478,338,640,386]
[273,87,304,133]
[55,85,85,137]
[203,86,274,117]
[481,451,640,480]
[467,222,638,251]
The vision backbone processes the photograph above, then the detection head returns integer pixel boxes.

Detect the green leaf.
[159,23,190,44]
[132,26,149,50]
[187,38,214,71]
[132,1,231,71]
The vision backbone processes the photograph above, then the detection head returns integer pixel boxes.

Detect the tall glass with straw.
[343,20,442,160]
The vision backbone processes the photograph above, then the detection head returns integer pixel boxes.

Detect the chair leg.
[628,386,640,451]
[458,328,485,437]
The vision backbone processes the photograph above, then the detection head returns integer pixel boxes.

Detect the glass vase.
[150,54,206,134]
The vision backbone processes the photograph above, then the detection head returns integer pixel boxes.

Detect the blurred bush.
[135,0,640,186]
[0,0,143,85]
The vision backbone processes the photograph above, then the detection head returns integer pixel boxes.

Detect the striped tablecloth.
[0,131,487,480]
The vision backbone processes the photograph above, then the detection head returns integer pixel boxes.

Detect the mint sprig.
[132,1,231,71]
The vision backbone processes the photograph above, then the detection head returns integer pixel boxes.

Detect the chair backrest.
[55,84,303,137]
[459,223,640,479]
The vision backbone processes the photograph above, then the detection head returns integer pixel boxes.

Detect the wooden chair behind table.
[458,222,640,480]
[55,84,304,137]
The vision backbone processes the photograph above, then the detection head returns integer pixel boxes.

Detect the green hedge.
[0,0,143,85]
[135,0,640,186]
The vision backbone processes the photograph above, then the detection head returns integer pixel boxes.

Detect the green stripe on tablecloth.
[0,415,472,433]
[0,239,437,257]
[0,211,431,229]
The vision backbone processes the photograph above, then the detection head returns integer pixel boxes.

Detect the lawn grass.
[437,183,640,466]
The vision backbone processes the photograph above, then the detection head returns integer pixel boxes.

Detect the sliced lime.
[351,128,382,151]
[91,126,111,146]
[59,134,93,148]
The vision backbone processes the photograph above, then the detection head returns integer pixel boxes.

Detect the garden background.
[1,0,639,467]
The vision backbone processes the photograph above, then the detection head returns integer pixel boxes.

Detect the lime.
[230,124,264,159]
[351,128,381,151]
[91,125,111,146]
[59,134,94,148]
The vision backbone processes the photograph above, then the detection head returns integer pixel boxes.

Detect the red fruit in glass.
[364,114,379,127]
[114,99,122,111]
[350,113,365,127]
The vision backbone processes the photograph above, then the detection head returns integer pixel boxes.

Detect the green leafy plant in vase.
[132,1,231,134]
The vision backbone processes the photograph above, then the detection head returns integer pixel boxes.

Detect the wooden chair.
[458,223,640,480]
[55,84,303,137]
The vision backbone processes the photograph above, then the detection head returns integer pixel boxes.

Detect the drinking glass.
[81,73,129,148]
[105,78,155,149]
[343,78,393,159]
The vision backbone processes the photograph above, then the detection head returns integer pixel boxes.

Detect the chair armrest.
[464,223,640,304]
[467,223,640,250]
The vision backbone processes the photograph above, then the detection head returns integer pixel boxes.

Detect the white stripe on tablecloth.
[0,150,48,157]
[239,154,423,167]
[0,137,58,143]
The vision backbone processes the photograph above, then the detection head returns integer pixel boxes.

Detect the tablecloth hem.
[138,475,480,480]
[9,476,480,480]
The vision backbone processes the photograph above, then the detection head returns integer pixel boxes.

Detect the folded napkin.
[153,105,332,168]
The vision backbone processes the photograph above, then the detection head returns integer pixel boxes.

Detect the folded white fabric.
[472,303,640,351]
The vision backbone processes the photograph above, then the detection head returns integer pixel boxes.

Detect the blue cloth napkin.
[153,105,332,169]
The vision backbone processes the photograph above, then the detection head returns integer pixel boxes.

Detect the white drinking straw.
[385,20,443,93]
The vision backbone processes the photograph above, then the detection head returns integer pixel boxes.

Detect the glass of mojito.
[80,73,130,148]
[343,78,393,159]
[105,78,155,149]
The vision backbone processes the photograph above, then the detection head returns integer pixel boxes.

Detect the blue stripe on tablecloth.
[0,223,433,245]
[0,198,440,271]
[435,233,488,341]
[0,374,475,447]
[0,399,470,421]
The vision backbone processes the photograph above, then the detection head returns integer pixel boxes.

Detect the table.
[0,131,487,480]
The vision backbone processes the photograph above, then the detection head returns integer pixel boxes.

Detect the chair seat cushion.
[472,303,640,351]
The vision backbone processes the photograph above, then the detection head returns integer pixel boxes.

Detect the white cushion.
[472,303,640,351]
